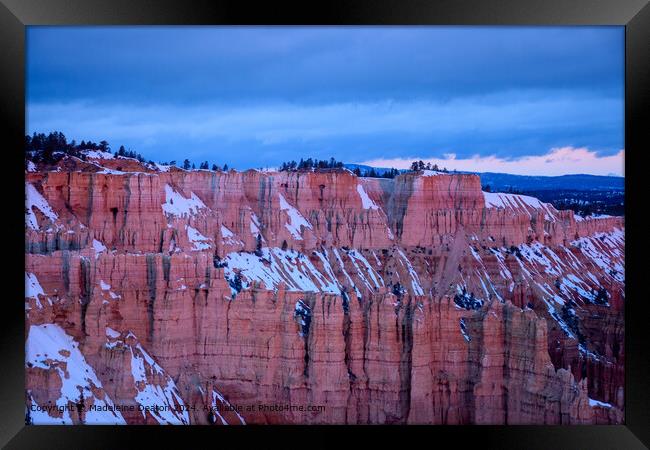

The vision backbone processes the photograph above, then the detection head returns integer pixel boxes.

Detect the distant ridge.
[345,164,624,191]
[474,172,624,191]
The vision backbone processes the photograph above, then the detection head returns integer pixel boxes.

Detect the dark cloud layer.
[26,26,624,172]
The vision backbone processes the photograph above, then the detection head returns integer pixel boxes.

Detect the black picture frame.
[2,0,648,448]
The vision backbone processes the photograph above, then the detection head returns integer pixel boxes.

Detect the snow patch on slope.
[186,225,212,251]
[82,150,115,160]
[483,191,555,219]
[589,398,612,408]
[250,212,262,236]
[221,225,244,246]
[26,183,59,230]
[224,247,340,294]
[129,342,190,425]
[25,272,45,299]
[210,389,246,425]
[92,239,107,253]
[154,163,171,172]
[357,184,379,210]
[571,229,624,283]
[26,324,126,424]
[396,248,424,295]
[278,194,312,240]
[162,184,206,217]
[422,170,446,177]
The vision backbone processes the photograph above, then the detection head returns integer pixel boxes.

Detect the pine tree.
[183,159,191,170]
[254,234,263,256]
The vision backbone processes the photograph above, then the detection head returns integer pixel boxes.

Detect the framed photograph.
[2,0,648,447]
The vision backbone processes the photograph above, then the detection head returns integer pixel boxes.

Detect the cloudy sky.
[27,26,624,175]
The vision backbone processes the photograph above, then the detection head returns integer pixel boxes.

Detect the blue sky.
[26,26,624,175]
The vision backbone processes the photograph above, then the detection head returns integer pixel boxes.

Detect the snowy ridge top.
[482,191,557,218]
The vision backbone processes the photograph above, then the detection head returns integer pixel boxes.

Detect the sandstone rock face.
[25,156,624,424]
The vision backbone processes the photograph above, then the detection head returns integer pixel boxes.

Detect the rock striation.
[25,154,624,424]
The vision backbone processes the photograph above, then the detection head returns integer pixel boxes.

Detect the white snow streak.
[278,194,312,240]
[357,184,379,210]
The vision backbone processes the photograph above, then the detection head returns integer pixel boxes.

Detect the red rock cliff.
[25,156,624,424]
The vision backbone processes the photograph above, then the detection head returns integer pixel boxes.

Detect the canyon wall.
[25,155,624,424]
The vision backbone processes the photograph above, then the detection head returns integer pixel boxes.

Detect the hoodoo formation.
[25,151,624,424]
